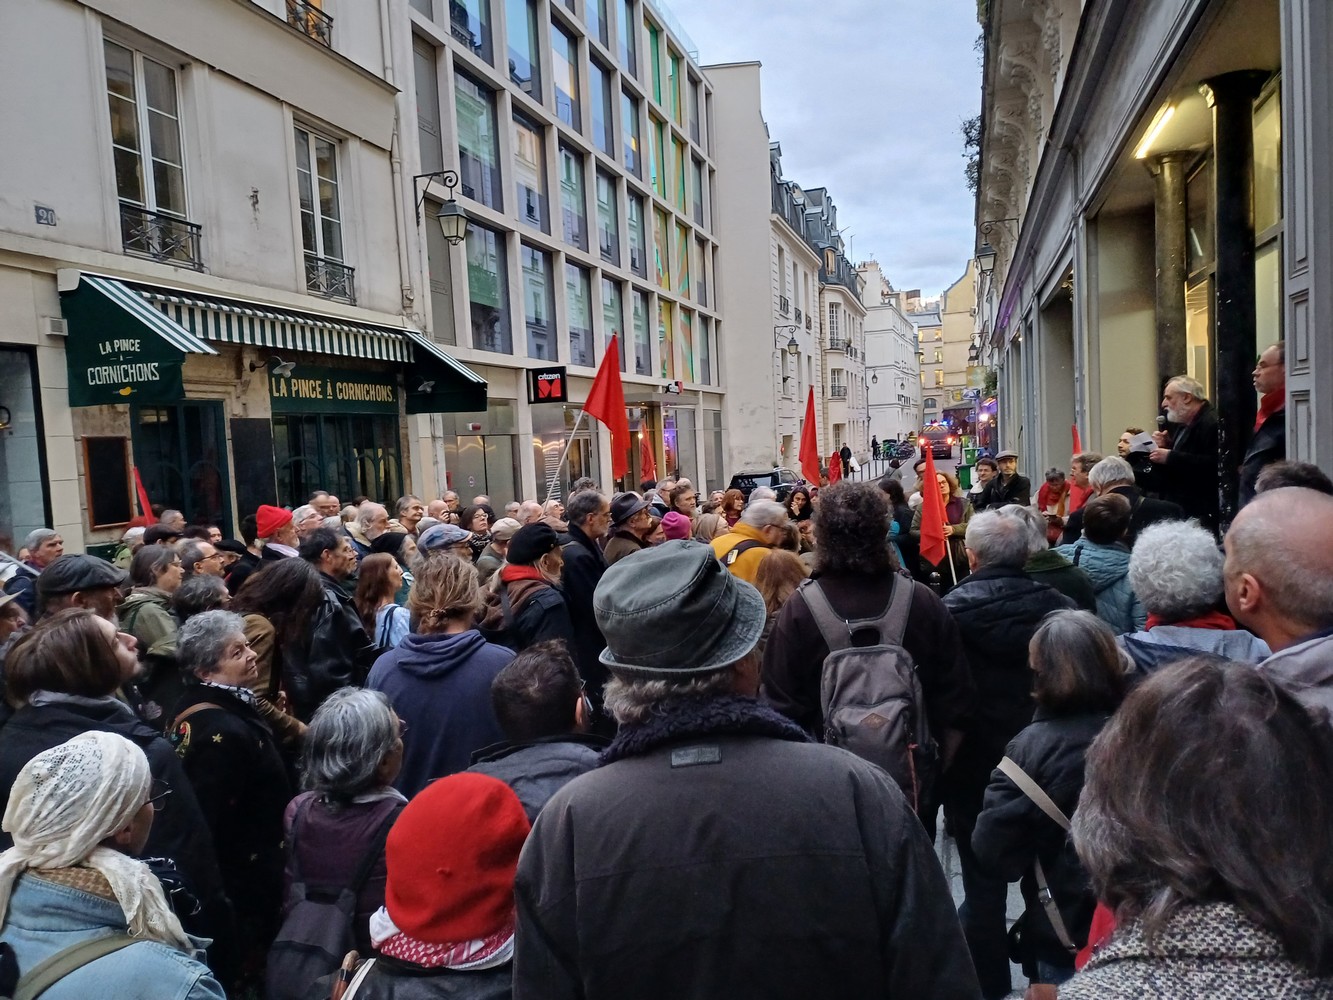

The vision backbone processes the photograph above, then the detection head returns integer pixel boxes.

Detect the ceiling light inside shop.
[1135,105,1176,159]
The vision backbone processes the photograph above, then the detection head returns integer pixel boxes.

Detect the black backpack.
[801,576,938,811]
[265,797,401,1000]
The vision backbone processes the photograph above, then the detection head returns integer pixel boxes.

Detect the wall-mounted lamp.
[415,379,436,394]
[976,242,997,275]
[1134,104,1176,160]
[773,324,799,356]
[414,169,470,245]
[250,356,296,377]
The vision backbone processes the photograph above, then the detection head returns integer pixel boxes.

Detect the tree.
[961,114,982,195]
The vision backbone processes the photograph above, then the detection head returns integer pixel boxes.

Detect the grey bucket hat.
[593,539,766,678]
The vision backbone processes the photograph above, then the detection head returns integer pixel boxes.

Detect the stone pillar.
[1146,152,1190,390]
[1201,70,1269,530]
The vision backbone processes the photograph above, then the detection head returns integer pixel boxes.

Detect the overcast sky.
[668,0,982,298]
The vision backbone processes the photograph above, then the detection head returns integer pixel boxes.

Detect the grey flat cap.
[37,554,128,597]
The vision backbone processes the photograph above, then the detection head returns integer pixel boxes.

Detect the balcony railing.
[119,203,203,270]
[794,306,803,323]
[305,255,356,304]
[828,338,849,352]
[778,294,790,315]
[286,0,332,45]
[830,385,848,399]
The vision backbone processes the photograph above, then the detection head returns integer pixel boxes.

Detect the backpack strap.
[799,575,912,653]
[997,756,1079,955]
[13,934,136,1000]
[723,538,766,567]
[348,804,403,895]
[170,701,225,732]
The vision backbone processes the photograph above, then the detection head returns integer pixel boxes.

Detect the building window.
[467,224,512,354]
[668,50,682,124]
[410,0,432,14]
[104,40,200,267]
[934,370,944,387]
[512,113,547,230]
[674,221,689,298]
[672,137,687,210]
[934,349,943,363]
[618,0,637,76]
[455,72,502,209]
[648,116,666,197]
[653,207,670,289]
[698,317,711,385]
[566,263,593,366]
[621,89,641,177]
[558,144,587,250]
[596,171,619,263]
[632,287,651,374]
[695,237,708,306]
[688,78,701,144]
[586,0,609,48]
[678,307,694,382]
[658,298,674,378]
[589,60,614,155]
[601,277,625,370]
[691,157,704,225]
[294,126,353,302]
[828,303,839,338]
[521,244,554,360]
[627,193,647,277]
[451,0,492,63]
[414,40,444,174]
[505,0,541,95]
[551,23,580,130]
[647,22,662,104]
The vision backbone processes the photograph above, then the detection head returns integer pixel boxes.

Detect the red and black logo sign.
[528,366,568,404]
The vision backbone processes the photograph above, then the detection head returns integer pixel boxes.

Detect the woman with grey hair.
[276,688,405,967]
[172,610,292,992]
[1119,521,1269,676]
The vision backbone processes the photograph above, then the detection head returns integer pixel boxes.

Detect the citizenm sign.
[528,366,568,404]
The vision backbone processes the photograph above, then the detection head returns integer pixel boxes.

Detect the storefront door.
[131,401,232,534]
[0,348,50,544]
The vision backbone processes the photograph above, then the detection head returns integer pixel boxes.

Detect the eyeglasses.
[148,779,173,812]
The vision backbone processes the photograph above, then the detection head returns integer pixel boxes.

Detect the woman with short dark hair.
[972,610,1126,990]
[785,486,812,523]
[354,553,410,649]
[1062,657,1333,996]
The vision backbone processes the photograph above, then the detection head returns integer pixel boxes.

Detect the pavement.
[935,831,1029,998]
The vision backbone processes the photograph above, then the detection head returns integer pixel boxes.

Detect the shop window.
[0,350,50,541]
[131,401,232,534]
[272,413,402,508]
[532,404,600,501]
[1186,157,1214,278]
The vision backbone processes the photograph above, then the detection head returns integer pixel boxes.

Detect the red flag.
[132,466,154,519]
[828,452,842,483]
[919,447,949,567]
[1072,424,1083,454]
[585,334,630,481]
[798,388,822,484]
[639,432,657,483]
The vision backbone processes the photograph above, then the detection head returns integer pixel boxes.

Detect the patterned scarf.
[369,906,513,970]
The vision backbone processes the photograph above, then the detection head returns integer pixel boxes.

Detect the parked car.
[727,467,801,501]
[918,426,956,460]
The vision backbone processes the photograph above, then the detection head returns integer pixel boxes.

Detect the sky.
[666,0,983,298]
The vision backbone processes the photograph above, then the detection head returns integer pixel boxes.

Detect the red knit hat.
[385,774,531,943]
[255,504,292,538]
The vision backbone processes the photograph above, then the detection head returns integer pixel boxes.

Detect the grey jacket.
[1262,631,1333,720]
[468,736,606,822]
[1119,626,1271,678]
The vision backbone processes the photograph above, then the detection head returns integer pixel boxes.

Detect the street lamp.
[414,169,470,245]
[774,324,799,356]
[975,242,997,275]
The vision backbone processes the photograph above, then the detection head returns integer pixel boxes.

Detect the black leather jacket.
[283,574,379,720]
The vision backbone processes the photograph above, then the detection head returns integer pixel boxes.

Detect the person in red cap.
[226,505,297,594]
[329,773,530,997]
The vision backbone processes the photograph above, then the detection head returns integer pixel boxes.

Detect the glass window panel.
[627,193,647,277]
[414,40,444,174]
[678,307,694,382]
[559,144,587,250]
[152,161,186,217]
[512,113,548,230]
[321,213,344,261]
[673,138,686,209]
[1255,240,1282,351]
[551,24,580,130]
[699,317,711,384]
[586,0,608,47]
[618,0,637,76]
[521,244,555,360]
[632,287,651,374]
[566,263,593,366]
[113,147,144,203]
[658,298,674,378]
[142,58,178,117]
[1254,91,1281,235]
[506,0,542,95]
[653,207,670,288]
[601,277,624,370]
[674,221,689,297]
[668,51,681,124]
[589,61,614,155]
[650,117,666,197]
[695,237,708,306]
[688,79,700,144]
[455,71,503,210]
[648,23,661,104]
[450,0,493,63]
[108,95,140,151]
[105,41,136,100]
[621,90,640,177]
[467,224,512,353]
[1186,158,1213,276]
[691,157,704,225]
[147,109,181,170]
[1185,278,1212,395]
[410,0,432,15]
[596,171,619,264]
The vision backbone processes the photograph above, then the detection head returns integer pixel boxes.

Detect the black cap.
[610,492,650,526]
[37,554,128,598]
[506,524,561,566]
[215,540,249,556]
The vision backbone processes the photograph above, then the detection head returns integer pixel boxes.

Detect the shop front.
[0,347,52,546]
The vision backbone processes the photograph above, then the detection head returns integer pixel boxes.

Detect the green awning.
[59,272,216,407]
[401,327,488,414]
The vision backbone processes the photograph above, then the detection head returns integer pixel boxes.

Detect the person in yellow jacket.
[710,501,792,584]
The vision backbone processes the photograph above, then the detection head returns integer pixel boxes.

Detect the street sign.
[528,365,568,404]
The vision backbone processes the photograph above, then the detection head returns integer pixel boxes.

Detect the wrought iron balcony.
[795,306,803,323]
[830,385,848,399]
[286,0,332,45]
[778,294,790,315]
[119,203,203,270]
[305,255,356,304]
[828,338,849,352]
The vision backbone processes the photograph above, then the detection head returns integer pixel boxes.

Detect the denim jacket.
[0,873,224,1000]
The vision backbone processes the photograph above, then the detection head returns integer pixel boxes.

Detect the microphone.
[1156,415,1167,431]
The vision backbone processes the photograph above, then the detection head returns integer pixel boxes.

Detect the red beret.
[255,504,292,538]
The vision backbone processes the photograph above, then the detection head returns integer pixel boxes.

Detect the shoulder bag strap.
[723,538,765,567]
[997,756,1079,954]
[286,794,320,885]
[170,701,225,732]
[1073,544,1084,567]
[348,804,404,894]
[797,579,852,652]
[13,935,136,1000]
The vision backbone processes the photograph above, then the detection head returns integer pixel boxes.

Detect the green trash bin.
[962,446,980,467]
[957,464,972,490]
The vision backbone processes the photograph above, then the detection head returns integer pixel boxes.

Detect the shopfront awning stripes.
[82,275,218,356]
[401,327,487,387]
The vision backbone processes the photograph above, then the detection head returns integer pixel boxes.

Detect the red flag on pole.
[918,447,949,568]
[828,452,842,483]
[1072,424,1083,455]
[639,431,657,483]
[584,334,630,481]
[132,466,154,519]
[798,388,822,485]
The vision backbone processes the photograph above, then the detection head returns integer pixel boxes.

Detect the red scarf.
[1255,389,1285,432]
[500,564,547,584]
[1146,609,1236,631]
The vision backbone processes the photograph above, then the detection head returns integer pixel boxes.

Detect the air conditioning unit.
[45,316,68,337]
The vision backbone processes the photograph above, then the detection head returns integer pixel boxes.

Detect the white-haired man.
[1149,375,1219,530]
[1060,456,1185,547]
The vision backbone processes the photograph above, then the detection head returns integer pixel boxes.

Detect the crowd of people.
[0,359,1331,997]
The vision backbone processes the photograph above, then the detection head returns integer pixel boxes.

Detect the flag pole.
[545,408,588,501]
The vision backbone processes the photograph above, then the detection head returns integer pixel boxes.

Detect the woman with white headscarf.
[0,731,223,999]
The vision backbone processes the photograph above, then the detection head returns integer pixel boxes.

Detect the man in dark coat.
[601,492,653,565]
[942,507,1076,1000]
[468,639,606,821]
[513,541,980,1000]
[559,490,612,704]
[1059,456,1186,547]
[1149,375,1220,531]
[292,527,379,720]
[1239,342,1286,507]
[977,449,1031,508]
